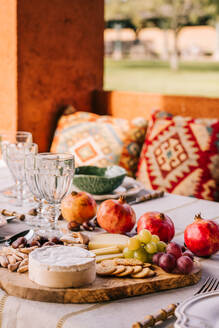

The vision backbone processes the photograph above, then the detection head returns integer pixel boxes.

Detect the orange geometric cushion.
[137,110,219,201]
[51,111,147,177]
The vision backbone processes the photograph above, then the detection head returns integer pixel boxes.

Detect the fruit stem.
[71,191,78,196]
[119,195,126,204]
[159,213,165,220]
[194,213,203,221]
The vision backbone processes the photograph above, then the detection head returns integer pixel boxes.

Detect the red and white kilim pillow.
[137,110,219,201]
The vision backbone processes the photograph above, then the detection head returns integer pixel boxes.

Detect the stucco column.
[0,0,104,151]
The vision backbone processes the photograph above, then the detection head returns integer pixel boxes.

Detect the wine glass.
[35,153,74,231]
[25,153,49,231]
[0,131,33,198]
[0,131,33,159]
[5,143,38,206]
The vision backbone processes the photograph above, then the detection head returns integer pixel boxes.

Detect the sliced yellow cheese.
[88,233,129,251]
[91,246,121,256]
[96,253,124,263]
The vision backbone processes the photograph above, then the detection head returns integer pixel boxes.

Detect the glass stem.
[37,199,43,216]
[16,180,23,207]
[48,204,60,230]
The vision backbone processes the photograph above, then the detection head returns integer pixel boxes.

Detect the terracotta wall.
[0,1,17,132]
[0,0,104,151]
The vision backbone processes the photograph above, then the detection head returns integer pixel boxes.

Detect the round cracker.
[115,266,134,277]
[131,268,156,279]
[101,260,116,267]
[115,258,143,266]
[143,263,152,268]
[132,265,143,274]
[111,265,126,275]
[96,264,116,276]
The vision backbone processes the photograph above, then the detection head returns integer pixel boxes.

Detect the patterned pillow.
[51,112,147,177]
[137,110,219,201]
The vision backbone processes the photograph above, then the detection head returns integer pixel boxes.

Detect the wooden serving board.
[0,263,201,304]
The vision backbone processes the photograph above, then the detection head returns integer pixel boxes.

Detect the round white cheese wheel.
[29,246,96,288]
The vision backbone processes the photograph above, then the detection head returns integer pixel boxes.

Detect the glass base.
[0,185,35,207]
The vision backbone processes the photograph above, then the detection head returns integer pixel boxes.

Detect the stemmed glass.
[25,153,49,231]
[0,131,33,198]
[0,131,33,160]
[5,143,38,206]
[34,153,74,232]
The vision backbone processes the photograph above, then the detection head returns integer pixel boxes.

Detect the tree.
[151,0,212,70]
[105,0,214,70]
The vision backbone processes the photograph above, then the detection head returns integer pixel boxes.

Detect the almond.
[0,255,9,268]
[7,255,17,265]
[8,262,20,272]
[17,265,28,273]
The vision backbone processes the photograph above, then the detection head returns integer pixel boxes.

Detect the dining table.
[0,161,218,328]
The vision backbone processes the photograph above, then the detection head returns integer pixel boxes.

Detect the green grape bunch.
[123,229,167,263]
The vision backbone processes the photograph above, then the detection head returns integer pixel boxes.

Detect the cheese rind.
[29,246,96,288]
[88,233,129,251]
[96,253,124,263]
[92,246,120,256]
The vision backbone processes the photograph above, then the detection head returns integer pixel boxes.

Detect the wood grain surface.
[0,263,201,304]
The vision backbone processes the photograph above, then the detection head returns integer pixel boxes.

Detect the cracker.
[96,264,116,276]
[116,266,134,277]
[131,268,156,279]
[132,265,143,274]
[101,260,116,267]
[115,259,143,266]
[111,266,126,275]
[143,263,152,268]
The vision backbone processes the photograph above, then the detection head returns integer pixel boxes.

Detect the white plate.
[175,291,219,328]
[72,176,145,201]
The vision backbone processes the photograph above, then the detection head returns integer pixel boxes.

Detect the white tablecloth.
[0,165,218,328]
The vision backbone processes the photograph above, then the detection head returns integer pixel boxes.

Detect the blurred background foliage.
[105,0,219,69]
[104,0,219,96]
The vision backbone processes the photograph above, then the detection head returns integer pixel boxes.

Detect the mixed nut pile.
[0,232,90,274]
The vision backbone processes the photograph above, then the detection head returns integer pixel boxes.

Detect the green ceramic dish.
[73,165,126,195]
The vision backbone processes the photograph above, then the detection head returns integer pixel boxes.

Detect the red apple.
[137,212,175,242]
[184,214,219,257]
[61,191,97,224]
[97,196,136,234]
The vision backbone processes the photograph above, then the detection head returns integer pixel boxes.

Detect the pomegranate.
[137,212,175,243]
[184,213,219,257]
[97,196,136,234]
[61,191,97,224]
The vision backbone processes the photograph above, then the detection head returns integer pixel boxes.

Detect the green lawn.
[104,59,219,98]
